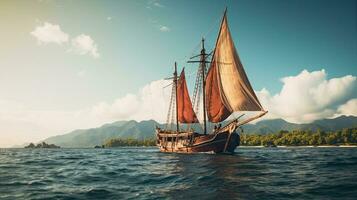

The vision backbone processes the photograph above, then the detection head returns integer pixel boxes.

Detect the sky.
[0,0,356,147]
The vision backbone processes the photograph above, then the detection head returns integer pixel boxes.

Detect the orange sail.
[205,61,231,122]
[177,69,199,123]
[205,11,264,123]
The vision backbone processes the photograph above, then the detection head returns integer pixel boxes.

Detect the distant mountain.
[242,115,357,134]
[44,115,357,148]
[44,120,159,148]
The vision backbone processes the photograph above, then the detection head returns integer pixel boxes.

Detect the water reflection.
[162,152,269,199]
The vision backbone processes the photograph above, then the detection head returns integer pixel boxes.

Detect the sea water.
[0,147,356,199]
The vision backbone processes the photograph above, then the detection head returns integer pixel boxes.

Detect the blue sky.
[0,0,356,146]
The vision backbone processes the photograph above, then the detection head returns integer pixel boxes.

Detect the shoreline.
[239,145,357,148]
[2,145,357,149]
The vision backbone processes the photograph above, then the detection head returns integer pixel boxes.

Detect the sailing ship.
[156,9,267,153]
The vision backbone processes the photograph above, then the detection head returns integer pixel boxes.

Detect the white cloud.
[336,98,357,116]
[30,22,69,45]
[91,94,140,120]
[70,34,100,58]
[147,0,164,9]
[153,2,164,8]
[90,79,171,122]
[159,25,170,32]
[31,22,100,58]
[256,69,356,123]
[147,13,169,32]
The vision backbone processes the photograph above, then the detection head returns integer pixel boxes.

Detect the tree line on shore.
[241,128,357,146]
[104,138,156,147]
[103,128,357,147]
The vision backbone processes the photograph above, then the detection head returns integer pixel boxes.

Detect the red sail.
[205,60,232,122]
[177,69,199,123]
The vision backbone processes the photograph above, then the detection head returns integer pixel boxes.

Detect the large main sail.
[205,11,264,123]
[177,68,199,123]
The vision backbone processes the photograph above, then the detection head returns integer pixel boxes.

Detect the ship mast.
[200,39,207,134]
[174,62,179,132]
[188,38,210,134]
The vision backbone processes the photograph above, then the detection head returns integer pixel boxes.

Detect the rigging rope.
[165,81,176,130]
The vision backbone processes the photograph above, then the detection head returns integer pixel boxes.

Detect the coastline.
[2,145,357,149]
[239,145,357,148]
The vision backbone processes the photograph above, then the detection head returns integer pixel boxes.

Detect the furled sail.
[177,68,199,123]
[205,11,264,122]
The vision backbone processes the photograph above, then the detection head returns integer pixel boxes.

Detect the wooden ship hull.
[156,131,240,153]
[156,122,240,154]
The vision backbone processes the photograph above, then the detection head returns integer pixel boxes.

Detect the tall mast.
[188,38,210,134]
[174,62,179,132]
[200,38,207,134]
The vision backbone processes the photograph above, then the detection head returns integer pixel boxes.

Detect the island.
[25,142,60,148]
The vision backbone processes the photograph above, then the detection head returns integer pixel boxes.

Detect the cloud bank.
[89,69,356,125]
[0,69,356,147]
[91,79,171,122]
[256,69,356,123]
[337,98,357,116]
[0,80,171,147]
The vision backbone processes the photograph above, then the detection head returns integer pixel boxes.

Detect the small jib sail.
[177,68,199,123]
[205,10,264,123]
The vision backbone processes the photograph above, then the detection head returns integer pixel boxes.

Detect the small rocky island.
[25,142,60,148]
